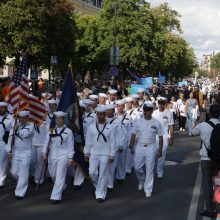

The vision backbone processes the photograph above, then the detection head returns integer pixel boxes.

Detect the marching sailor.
[84,106,115,202]
[106,89,118,105]
[98,93,108,107]
[115,99,132,183]
[42,111,74,204]
[105,104,125,191]
[31,116,49,185]
[6,111,34,199]
[46,99,57,127]
[0,102,13,188]
[129,103,163,197]
[152,97,174,178]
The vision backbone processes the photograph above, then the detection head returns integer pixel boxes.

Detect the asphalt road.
[0,130,201,220]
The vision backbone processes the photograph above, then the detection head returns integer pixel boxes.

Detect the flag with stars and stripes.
[9,56,29,113]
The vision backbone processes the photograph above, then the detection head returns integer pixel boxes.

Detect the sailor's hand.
[156,149,162,158]
[118,148,123,153]
[109,158,114,164]
[84,155,89,162]
[68,159,74,167]
[7,153,12,160]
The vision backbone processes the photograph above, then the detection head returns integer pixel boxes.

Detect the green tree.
[0,0,75,70]
[211,52,220,74]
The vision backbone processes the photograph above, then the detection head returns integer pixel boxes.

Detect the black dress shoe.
[117,179,124,185]
[51,200,61,205]
[15,196,24,200]
[107,187,114,192]
[73,185,81,190]
[126,172,131,177]
[199,210,216,218]
[96,198,104,203]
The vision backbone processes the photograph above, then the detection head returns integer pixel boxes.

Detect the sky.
[147,0,220,62]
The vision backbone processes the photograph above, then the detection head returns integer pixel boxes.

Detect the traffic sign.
[51,56,58,65]
[110,46,119,66]
[109,66,118,76]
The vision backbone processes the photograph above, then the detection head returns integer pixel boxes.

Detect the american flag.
[28,95,46,125]
[9,56,29,113]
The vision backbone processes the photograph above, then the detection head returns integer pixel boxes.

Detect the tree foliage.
[0,0,75,69]
[74,0,197,78]
[211,52,220,74]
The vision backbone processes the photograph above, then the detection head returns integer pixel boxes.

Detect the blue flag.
[52,68,88,176]
[127,69,143,84]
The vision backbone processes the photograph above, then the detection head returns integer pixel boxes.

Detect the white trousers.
[156,138,168,177]
[89,155,109,199]
[68,166,84,186]
[116,149,127,180]
[11,154,31,197]
[108,151,119,189]
[133,144,156,195]
[48,157,68,201]
[126,149,134,174]
[31,146,44,184]
[0,148,7,186]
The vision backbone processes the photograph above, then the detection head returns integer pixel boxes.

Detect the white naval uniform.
[106,100,116,105]
[152,109,174,177]
[125,109,141,174]
[0,114,13,186]
[31,122,49,184]
[115,113,132,180]
[84,122,115,200]
[46,112,54,127]
[106,117,125,189]
[82,112,96,138]
[132,118,163,196]
[42,126,74,201]
[6,123,34,197]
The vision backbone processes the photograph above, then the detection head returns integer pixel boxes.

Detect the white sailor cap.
[137,88,145,93]
[143,103,154,110]
[95,106,107,113]
[79,101,87,108]
[0,102,8,107]
[125,97,134,103]
[98,93,108,99]
[105,104,116,110]
[54,111,67,117]
[156,96,167,101]
[116,99,126,105]
[130,94,140,99]
[18,111,30,117]
[83,99,94,106]
[89,94,98,100]
[83,88,92,94]
[48,99,57,105]
[108,89,118,94]
[41,93,52,98]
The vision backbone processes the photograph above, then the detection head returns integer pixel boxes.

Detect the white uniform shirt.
[46,112,54,127]
[32,122,49,147]
[126,109,141,121]
[132,118,163,147]
[0,114,13,147]
[84,122,116,158]
[179,104,187,117]
[106,116,125,149]
[82,112,96,138]
[152,109,174,140]
[42,126,74,160]
[116,113,133,148]
[6,123,34,156]
[191,118,220,160]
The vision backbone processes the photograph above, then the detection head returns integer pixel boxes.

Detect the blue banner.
[158,76,166,83]
[130,84,146,95]
[142,77,153,88]
[178,81,188,87]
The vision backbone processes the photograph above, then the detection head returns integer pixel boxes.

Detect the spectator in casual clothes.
[191,104,220,218]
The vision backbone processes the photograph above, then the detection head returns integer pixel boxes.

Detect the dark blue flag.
[52,68,88,177]
[127,69,143,84]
